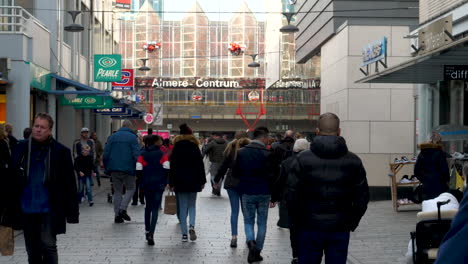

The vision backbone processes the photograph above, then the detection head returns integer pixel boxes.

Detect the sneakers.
[147,232,155,246]
[89,202,94,207]
[399,175,412,184]
[230,237,237,248]
[394,156,416,164]
[452,152,465,160]
[107,193,113,203]
[114,215,124,224]
[409,175,419,182]
[182,234,188,242]
[119,210,131,221]
[189,226,197,241]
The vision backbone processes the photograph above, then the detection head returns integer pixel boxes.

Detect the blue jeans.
[242,194,270,250]
[227,188,242,236]
[78,176,93,202]
[144,190,164,234]
[298,231,350,264]
[177,192,197,235]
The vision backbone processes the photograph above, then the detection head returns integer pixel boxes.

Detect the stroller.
[410,199,458,263]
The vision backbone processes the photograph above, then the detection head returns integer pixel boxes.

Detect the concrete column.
[6,61,30,139]
[83,109,91,128]
[57,104,76,149]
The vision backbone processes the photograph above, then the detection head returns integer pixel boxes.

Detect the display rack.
[389,162,420,212]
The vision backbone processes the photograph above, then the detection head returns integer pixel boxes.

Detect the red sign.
[112,69,134,91]
[138,130,170,139]
[115,0,131,9]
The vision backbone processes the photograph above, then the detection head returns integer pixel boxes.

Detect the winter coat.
[103,127,140,175]
[287,135,369,232]
[203,138,227,163]
[233,141,279,201]
[213,139,246,189]
[5,138,79,234]
[435,190,468,263]
[414,143,450,200]
[169,135,206,192]
[74,155,95,177]
[0,139,11,226]
[138,145,169,191]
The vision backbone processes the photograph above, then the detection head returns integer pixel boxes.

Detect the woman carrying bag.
[214,130,250,248]
[137,135,170,246]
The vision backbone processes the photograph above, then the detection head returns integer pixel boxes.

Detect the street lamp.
[0,72,9,86]
[248,54,260,68]
[64,11,84,32]
[280,12,299,33]
[138,58,151,71]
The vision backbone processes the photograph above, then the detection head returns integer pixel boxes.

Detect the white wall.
[321,25,415,186]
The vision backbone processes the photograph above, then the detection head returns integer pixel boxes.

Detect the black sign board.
[444,65,468,80]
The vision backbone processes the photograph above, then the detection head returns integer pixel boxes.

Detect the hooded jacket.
[169,135,206,192]
[203,137,227,163]
[287,135,369,232]
[414,143,450,200]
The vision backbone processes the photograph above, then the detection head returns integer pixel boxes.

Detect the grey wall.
[295,0,418,63]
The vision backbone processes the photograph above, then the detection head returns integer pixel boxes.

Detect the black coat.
[414,143,450,200]
[0,139,11,226]
[287,135,369,232]
[169,135,206,192]
[6,138,79,234]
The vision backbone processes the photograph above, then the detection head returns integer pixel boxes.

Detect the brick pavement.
[0,177,419,264]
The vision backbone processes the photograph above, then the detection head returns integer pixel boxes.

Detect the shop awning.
[48,74,109,95]
[356,36,468,84]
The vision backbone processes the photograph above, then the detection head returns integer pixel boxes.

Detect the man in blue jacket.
[103,120,140,223]
[233,126,278,263]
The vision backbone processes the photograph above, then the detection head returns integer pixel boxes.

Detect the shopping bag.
[0,225,14,256]
[164,192,177,215]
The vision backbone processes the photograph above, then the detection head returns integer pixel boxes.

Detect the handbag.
[163,192,177,215]
[0,222,14,256]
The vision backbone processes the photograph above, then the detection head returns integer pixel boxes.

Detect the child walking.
[75,145,96,206]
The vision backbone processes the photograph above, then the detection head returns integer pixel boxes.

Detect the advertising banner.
[153,103,163,126]
[112,69,134,91]
[362,37,387,67]
[94,54,122,82]
[444,65,468,80]
[61,95,113,109]
[93,107,127,114]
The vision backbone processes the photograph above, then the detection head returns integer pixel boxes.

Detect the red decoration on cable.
[236,88,266,131]
[143,41,161,52]
[228,43,246,56]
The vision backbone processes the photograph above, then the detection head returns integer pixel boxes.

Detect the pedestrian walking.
[7,113,79,264]
[277,138,309,264]
[414,132,450,200]
[4,123,18,150]
[132,133,146,206]
[137,135,170,246]
[233,126,279,263]
[169,124,206,242]
[213,130,250,248]
[103,120,140,224]
[73,127,95,159]
[272,130,295,228]
[90,132,103,187]
[0,124,12,226]
[74,145,96,207]
[287,113,369,264]
[203,132,227,196]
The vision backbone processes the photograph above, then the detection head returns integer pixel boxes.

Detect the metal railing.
[0,6,36,33]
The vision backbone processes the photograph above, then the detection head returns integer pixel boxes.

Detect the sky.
[163,0,267,21]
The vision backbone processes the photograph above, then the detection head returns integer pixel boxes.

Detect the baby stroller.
[410,199,458,263]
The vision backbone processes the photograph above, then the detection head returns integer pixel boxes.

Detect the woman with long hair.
[214,130,250,248]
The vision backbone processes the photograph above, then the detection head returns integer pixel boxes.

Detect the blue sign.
[362,37,387,67]
[93,107,127,114]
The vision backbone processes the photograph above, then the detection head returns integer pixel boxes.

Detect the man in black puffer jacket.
[287,113,369,264]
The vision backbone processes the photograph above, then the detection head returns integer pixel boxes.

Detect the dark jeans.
[298,230,350,264]
[144,190,164,234]
[288,207,298,259]
[23,213,58,264]
[133,171,145,204]
[242,194,270,250]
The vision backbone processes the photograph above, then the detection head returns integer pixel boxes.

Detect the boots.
[247,240,259,263]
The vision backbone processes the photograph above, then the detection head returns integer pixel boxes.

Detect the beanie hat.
[180,123,193,135]
[293,138,310,153]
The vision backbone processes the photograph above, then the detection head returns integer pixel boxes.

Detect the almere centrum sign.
[94,54,122,82]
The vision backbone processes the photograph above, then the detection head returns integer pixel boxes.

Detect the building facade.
[117,1,320,135]
[294,0,419,197]
[0,0,118,148]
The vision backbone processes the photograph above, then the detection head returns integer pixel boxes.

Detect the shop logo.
[98,57,118,68]
[85,97,97,104]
